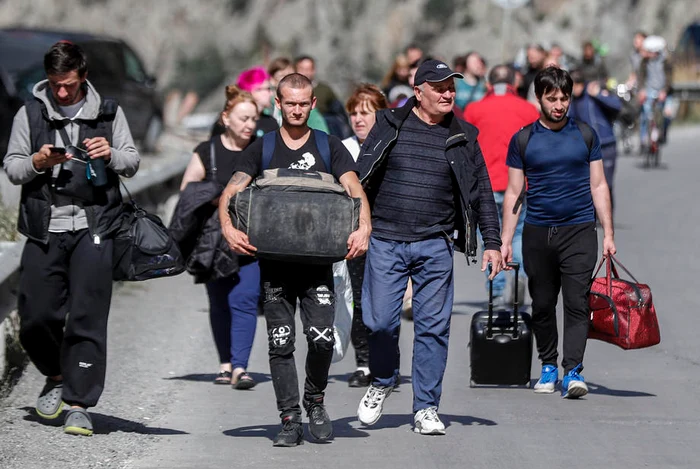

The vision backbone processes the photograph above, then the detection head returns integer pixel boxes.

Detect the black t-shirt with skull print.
[233,129,357,181]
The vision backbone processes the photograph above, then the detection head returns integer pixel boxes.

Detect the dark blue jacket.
[568,87,621,147]
[357,97,501,263]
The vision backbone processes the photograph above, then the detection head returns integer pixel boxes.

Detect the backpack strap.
[573,120,595,152]
[513,123,534,214]
[261,131,276,170]
[261,129,332,173]
[209,140,217,180]
[313,129,331,173]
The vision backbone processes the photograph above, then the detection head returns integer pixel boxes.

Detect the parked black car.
[0,28,163,158]
[0,64,23,159]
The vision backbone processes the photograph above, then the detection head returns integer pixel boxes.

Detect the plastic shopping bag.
[332,260,354,363]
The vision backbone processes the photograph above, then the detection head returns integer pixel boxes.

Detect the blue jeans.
[478,191,526,298]
[205,260,260,369]
[639,93,664,146]
[362,235,454,412]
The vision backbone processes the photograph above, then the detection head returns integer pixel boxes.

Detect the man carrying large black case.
[470,263,532,387]
[218,73,371,448]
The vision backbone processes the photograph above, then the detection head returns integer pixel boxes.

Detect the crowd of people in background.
[4,28,673,442]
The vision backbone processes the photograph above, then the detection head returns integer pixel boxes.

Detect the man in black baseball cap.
[413,59,464,86]
[355,54,502,435]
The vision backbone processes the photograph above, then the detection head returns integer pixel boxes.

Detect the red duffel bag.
[588,254,660,349]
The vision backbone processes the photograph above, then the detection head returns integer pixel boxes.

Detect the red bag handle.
[608,254,640,283]
[592,254,641,295]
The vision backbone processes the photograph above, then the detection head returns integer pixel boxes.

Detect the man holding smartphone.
[3,41,140,436]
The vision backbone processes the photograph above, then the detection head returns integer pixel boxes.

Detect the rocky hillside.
[1,0,698,105]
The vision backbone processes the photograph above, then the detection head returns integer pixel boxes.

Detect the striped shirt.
[371,111,455,242]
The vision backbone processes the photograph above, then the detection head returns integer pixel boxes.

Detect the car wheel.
[142,114,163,153]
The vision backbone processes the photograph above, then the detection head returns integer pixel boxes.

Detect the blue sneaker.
[562,364,588,399]
[534,364,558,394]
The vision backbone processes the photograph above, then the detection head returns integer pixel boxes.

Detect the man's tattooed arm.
[219,172,253,229]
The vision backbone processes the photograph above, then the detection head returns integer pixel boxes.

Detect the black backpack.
[512,120,595,214]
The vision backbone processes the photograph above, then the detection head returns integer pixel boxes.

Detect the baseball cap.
[414,59,464,86]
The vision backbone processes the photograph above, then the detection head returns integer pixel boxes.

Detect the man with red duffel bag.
[501,67,616,399]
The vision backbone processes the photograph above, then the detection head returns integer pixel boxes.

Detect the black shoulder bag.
[112,182,186,281]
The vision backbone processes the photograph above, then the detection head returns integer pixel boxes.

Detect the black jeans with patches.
[260,260,336,420]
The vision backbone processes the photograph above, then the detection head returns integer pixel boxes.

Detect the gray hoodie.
[3,79,140,232]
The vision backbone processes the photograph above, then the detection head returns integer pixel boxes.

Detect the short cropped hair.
[293,55,315,68]
[488,64,516,85]
[268,57,292,77]
[44,41,88,77]
[534,66,573,100]
[276,73,314,100]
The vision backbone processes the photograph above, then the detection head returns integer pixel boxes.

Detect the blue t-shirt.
[506,118,602,226]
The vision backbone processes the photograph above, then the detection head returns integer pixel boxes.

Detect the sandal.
[232,371,256,390]
[213,370,232,385]
[36,378,64,420]
[64,407,93,436]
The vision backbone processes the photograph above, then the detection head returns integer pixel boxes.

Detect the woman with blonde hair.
[381,54,411,105]
[179,85,261,389]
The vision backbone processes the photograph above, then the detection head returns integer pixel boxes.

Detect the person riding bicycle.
[637,35,673,148]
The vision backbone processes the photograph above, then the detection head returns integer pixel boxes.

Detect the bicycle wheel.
[652,144,661,168]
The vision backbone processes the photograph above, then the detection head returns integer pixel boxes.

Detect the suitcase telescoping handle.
[486,262,521,339]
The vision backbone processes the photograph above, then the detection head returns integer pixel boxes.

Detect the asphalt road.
[1,124,698,469]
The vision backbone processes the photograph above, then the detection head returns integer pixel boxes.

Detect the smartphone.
[49,147,66,154]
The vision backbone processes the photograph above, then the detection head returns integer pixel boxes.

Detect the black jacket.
[169,180,239,283]
[357,97,501,262]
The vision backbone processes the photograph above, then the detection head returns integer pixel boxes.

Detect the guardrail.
[675,82,700,102]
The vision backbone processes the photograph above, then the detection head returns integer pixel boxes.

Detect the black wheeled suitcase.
[469,263,533,387]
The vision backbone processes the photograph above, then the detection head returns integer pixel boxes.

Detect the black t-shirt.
[234,130,358,181]
[194,135,246,186]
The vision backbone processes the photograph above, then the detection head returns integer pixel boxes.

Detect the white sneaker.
[357,384,392,425]
[414,406,445,435]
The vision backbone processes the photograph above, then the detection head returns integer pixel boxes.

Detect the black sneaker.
[273,416,303,447]
[348,370,371,388]
[307,402,333,440]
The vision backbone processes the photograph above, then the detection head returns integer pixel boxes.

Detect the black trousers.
[260,260,335,420]
[18,230,113,408]
[347,256,369,368]
[522,222,597,373]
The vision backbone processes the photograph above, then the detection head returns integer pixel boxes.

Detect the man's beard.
[543,106,567,123]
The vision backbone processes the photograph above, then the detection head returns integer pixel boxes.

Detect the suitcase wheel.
[469,380,476,388]
[525,380,532,389]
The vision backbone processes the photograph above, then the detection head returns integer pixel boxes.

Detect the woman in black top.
[180,85,260,389]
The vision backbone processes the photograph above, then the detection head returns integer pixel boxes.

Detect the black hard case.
[469,263,533,387]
